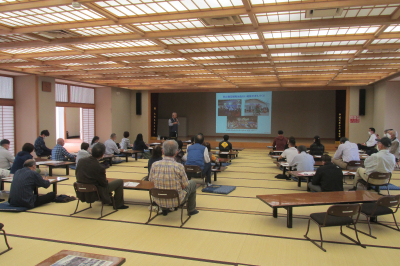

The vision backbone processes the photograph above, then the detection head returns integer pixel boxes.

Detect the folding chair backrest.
[347,160,364,167]
[184,165,202,174]
[377,195,400,210]
[327,204,360,218]
[150,188,179,199]
[73,182,98,193]
[367,172,391,184]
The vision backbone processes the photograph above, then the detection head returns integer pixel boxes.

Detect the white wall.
[95,87,112,143]
[130,91,150,143]
[111,87,131,142]
[65,107,80,137]
[37,76,57,149]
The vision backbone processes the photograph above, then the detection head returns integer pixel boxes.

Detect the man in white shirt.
[289,145,315,171]
[104,133,123,155]
[0,139,15,170]
[350,137,396,190]
[358,127,377,152]
[332,137,360,169]
[278,137,297,164]
[76,142,90,166]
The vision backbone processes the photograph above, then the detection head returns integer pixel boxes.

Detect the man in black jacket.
[219,135,232,159]
[307,155,343,192]
[75,143,128,209]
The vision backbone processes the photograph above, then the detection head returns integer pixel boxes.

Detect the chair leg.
[304,219,326,252]
[146,200,160,224]
[0,229,12,255]
[374,213,400,232]
[340,225,366,248]
[99,197,118,220]
[347,214,377,239]
[386,185,390,196]
[70,200,93,216]
[179,203,191,228]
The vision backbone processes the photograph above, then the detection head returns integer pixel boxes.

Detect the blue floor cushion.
[202,185,236,194]
[0,202,28,212]
[371,183,400,190]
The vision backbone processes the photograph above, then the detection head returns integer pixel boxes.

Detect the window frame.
[0,75,16,155]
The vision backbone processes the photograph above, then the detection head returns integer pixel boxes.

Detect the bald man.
[51,138,76,161]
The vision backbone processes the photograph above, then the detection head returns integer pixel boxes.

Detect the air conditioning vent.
[301,51,326,55]
[234,54,262,58]
[37,30,81,38]
[201,15,242,26]
[367,48,400,53]
[305,8,343,18]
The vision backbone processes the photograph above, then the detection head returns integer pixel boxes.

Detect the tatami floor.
[1,149,400,265]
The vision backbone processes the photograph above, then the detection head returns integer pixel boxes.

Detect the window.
[70,86,95,104]
[80,108,95,144]
[0,106,15,154]
[55,83,68,102]
[0,76,13,99]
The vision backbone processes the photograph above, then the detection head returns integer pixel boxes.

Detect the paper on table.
[219,152,229,154]
[314,156,321,158]
[349,172,357,175]
[36,160,60,165]
[48,179,55,182]
[298,172,316,176]
[280,163,289,167]
[124,182,139,187]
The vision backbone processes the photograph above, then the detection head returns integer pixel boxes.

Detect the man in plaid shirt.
[149,140,199,216]
[51,138,76,162]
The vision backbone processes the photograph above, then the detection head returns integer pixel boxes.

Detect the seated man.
[52,138,76,161]
[105,133,122,155]
[350,137,396,191]
[219,134,233,159]
[9,159,55,208]
[11,143,36,174]
[308,155,343,192]
[278,137,297,164]
[76,142,90,166]
[75,143,128,209]
[149,140,198,216]
[34,130,52,157]
[0,139,14,170]
[388,130,400,161]
[273,130,287,151]
[186,134,212,186]
[358,127,377,152]
[289,145,315,171]
[332,137,360,169]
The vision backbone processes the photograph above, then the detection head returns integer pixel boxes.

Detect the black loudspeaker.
[136,92,142,115]
[359,89,366,116]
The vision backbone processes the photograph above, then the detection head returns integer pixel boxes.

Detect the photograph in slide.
[218,99,241,116]
[227,116,258,129]
[244,99,270,116]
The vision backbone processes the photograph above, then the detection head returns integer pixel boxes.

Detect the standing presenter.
[169,112,180,139]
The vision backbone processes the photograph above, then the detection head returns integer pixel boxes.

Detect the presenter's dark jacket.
[75,156,111,204]
[312,162,343,192]
[169,118,179,133]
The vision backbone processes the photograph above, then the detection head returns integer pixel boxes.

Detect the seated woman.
[90,136,100,150]
[204,142,219,164]
[133,133,150,158]
[174,140,185,164]
[309,135,325,155]
[11,143,39,174]
[147,145,163,177]
[120,131,132,150]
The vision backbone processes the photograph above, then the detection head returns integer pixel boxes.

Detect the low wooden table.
[211,166,227,181]
[99,154,115,166]
[120,150,143,161]
[36,250,125,266]
[108,178,154,191]
[1,176,69,195]
[217,151,238,159]
[257,191,381,228]
[36,161,75,176]
[288,170,356,191]
[232,148,244,157]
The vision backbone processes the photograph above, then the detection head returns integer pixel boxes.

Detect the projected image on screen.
[244,99,270,116]
[218,100,241,117]
[216,92,272,134]
[227,116,258,129]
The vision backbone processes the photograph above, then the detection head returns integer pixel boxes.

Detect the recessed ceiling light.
[72,0,81,8]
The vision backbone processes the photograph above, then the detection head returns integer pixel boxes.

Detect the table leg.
[66,166,69,176]
[273,207,278,218]
[125,154,128,162]
[34,187,39,195]
[49,166,53,176]
[287,207,293,228]
[298,176,301,187]
[214,171,217,181]
[307,177,311,192]
[0,180,4,191]
[109,157,113,166]
[135,153,138,161]
[53,183,57,194]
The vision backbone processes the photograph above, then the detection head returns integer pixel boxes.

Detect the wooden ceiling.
[0,0,400,91]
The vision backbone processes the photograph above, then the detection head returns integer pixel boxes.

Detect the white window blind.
[71,86,94,104]
[81,108,95,144]
[55,83,68,102]
[0,106,15,154]
[0,76,13,99]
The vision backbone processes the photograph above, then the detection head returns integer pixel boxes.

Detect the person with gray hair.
[332,137,360,169]
[9,159,55,208]
[388,130,400,161]
[168,112,180,138]
[104,133,122,155]
[51,138,76,161]
[149,140,199,216]
[289,145,315,171]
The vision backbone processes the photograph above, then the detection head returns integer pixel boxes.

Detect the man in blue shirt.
[186,134,212,186]
[34,130,52,157]
[52,138,76,162]
[9,159,55,208]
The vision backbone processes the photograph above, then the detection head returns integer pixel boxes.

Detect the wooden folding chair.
[184,165,205,184]
[0,223,12,255]
[146,188,191,227]
[356,172,392,195]
[71,182,117,219]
